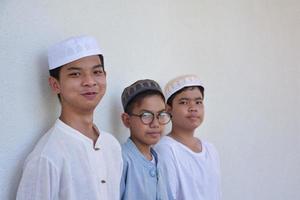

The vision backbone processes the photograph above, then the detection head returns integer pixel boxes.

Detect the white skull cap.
[164,74,204,101]
[48,35,102,70]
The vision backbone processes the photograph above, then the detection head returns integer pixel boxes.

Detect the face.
[49,55,106,113]
[168,87,204,132]
[122,95,167,150]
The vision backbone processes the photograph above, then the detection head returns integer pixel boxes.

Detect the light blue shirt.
[120,138,170,200]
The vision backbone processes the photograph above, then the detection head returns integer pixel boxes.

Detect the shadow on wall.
[38,50,61,121]
[8,51,60,200]
[109,94,129,144]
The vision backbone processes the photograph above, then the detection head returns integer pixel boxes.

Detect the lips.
[81,91,98,100]
[146,131,161,137]
[187,115,200,120]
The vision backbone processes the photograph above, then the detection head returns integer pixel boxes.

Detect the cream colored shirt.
[17,119,123,200]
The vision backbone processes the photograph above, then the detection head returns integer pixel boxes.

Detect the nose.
[82,74,96,87]
[149,115,160,128]
[188,103,198,112]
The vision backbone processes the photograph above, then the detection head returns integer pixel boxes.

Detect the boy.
[154,75,221,200]
[17,35,122,200]
[120,79,171,200]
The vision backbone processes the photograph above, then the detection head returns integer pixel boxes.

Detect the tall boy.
[120,79,171,200]
[17,35,122,200]
[155,75,221,200]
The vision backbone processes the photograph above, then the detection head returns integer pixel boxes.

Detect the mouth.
[187,115,200,120]
[81,92,98,100]
[146,131,161,137]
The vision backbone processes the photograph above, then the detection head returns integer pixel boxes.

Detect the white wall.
[0,0,299,199]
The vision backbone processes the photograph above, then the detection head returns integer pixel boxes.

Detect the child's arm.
[16,156,59,200]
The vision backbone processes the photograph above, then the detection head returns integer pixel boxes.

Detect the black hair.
[48,55,104,101]
[125,90,165,114]
[166,86,204,106]
[49,55,104,80]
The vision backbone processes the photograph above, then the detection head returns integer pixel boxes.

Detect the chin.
[154,138,162,144]
[80,104,98,112]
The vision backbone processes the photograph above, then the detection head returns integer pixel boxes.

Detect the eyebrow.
[178,97,203,101]
[139,109,166,113]
[66,64,103,71]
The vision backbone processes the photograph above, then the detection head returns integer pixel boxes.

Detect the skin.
[48,55,106,143]
[167,87,204,153]
[122,95,166,160]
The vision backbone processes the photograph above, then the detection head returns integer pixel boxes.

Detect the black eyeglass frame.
[129,111,171,125]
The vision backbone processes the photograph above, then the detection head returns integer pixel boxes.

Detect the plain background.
[0,0,299,199]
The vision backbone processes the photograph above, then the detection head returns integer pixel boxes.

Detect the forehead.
[174,87,203,99]
[133,95,165,111]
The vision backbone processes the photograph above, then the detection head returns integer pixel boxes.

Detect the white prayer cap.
[164,74,204,101]
[48,35,102,70]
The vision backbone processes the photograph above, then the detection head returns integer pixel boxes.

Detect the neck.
[60,108,98,143]
[130,138,152,161]
[169,127,202,153]
[169,126,195,140]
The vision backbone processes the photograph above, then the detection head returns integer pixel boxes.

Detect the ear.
[48,76,61,94]
[121,113,131,128]
[166,104,172,113]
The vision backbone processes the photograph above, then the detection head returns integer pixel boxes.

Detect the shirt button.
[149,169,156,177]
[101,180,106,183]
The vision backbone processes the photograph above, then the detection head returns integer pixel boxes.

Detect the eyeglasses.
[129,111,171,125]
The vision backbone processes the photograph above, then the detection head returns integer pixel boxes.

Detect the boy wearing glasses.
[154,75,221,200]
[120,79,171,200]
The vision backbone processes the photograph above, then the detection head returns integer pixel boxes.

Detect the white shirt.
[17,119,123,200]
[154,136,221,200]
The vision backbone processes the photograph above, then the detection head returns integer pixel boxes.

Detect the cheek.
[59,81,74,93]
[129,119,143,129]
[172,108,186,116]
[97,76,106,84]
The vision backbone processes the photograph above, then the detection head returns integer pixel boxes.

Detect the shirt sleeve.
[16,156,59,200]
[120,157,128,200]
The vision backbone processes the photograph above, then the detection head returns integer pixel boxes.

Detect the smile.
[81,92,98,100]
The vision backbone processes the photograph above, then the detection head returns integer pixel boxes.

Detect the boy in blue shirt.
[120,79,171,200]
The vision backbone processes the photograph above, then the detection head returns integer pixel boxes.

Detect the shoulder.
[22,130,62,173]
[201,140,221,163]
[155,135,176,149]
[121,140,130,156]
[99,130,121,149]
[202,140,219,154]
[154,136,179,161]
[121,139,137,161]
[155,136,179,153]
[25,123,65,165]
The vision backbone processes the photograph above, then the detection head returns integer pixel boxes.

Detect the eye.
[195,100,203,104]
[179,100,188,105]
[158,112,170,119]
[140,112,154,124]
[159,111,169,117]
[94,69,104,75]
[141,112,153,119]
[69,72,80,77]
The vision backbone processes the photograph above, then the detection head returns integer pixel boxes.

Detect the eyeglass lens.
[140,111,170,125]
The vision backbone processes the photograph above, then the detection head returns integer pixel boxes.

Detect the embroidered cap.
[164,74,204,101]
[48,35,102,70]
[121,79,163,111]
